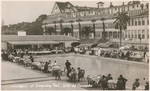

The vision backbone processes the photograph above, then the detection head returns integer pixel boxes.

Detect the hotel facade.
[43,1,149,46]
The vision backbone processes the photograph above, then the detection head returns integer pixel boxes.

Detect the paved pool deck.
[1,61,88,90]
[1,53,148,90]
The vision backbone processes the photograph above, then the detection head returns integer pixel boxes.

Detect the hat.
[135,78,139,81]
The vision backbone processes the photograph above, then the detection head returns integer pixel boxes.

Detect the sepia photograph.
[1,0,149,90]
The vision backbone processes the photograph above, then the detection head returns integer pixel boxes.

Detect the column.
[91,33,94,38]
[126,30,128,39]
[144,29,147,40]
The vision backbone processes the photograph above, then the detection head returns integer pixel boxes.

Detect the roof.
[56,2,75,12]
[75,6,98,12]
[132,10,149,18]
[97,2,104,4]
[1,35,79,42]
[128,1,140,5]
[7,41,58,45]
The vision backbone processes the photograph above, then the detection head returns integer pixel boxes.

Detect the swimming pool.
[34,54,149,89]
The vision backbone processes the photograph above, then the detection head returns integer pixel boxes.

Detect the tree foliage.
[114,11,130,47]
[2,14,47,35]
[82,26,93,39]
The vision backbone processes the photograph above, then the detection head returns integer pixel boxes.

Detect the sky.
[1,0,148,25]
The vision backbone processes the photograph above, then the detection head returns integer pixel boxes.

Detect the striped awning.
[7,41,58,45]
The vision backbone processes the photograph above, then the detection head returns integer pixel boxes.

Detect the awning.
[7,41,58,45]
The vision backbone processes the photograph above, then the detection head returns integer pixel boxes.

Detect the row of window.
[72,4,148,18]
[129,17,149,26]
[125,30,149,39]
[126,34,149,39]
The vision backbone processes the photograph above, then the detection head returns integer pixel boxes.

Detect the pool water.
[34,54,149,89]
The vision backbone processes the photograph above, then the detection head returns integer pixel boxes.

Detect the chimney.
[97,2,104,8]
[122,2,125,5]
[110,2,113,7]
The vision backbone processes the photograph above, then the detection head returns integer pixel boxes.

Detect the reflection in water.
[36,55,148,89]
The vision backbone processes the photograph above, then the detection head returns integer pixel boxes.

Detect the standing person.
[77,67,82,81]
[132,78,140,90]
[65,60,71,71]
[100,75,108,90]
[52,61,57,67]
[118,75,127,90]
[145,82,149,90]
[77,67,85,81]
[29,55,34,62]
[43,62,49,73]
[70,67,77,82]
[106,74,113,82]
[67,67,72,78]
[126,51,130,60]
[117,78,124,90]
[143,50,146,58]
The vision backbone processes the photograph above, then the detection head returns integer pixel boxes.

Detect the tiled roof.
[75,6,98,12]
[132,10,149,18]
[97,2,104,4]
[56,2,75,12]
[1,35,79,42]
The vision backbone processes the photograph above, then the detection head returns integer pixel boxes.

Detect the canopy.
[71,42,80,47]
[7,41,58,45]
[119,46,130,50]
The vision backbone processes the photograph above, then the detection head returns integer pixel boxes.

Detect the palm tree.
[91,19,96,39]
[63,27,72,36]
[100,18,106,40]
[114,11,130,47]
[82,26,93,39]
[76,19,82,39]
[53,21,57,34]
[46,27,55,35]
[69,20,74,36]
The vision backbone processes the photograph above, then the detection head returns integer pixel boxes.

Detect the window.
[126,34,127,38]
[147,30,149,39]
[142,20,145,25]
[132,34,134,38]
[147,20,149,25]
[142,34,145,39]
[142,30,145,39]
[135,34,137,39]
[137,5,138,7]
[128,22,130,26]
[132,19,134,26]
[138,21,141,25]
[135,21,137,26]
[132,5,134,8]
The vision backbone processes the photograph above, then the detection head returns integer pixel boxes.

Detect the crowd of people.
[86,74,149,90]
[1,45,149,90]
[1,49,149,90]
[65,60,85,82]
[74,46,149,63]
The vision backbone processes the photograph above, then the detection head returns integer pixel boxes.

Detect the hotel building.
[43,1,149,47]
